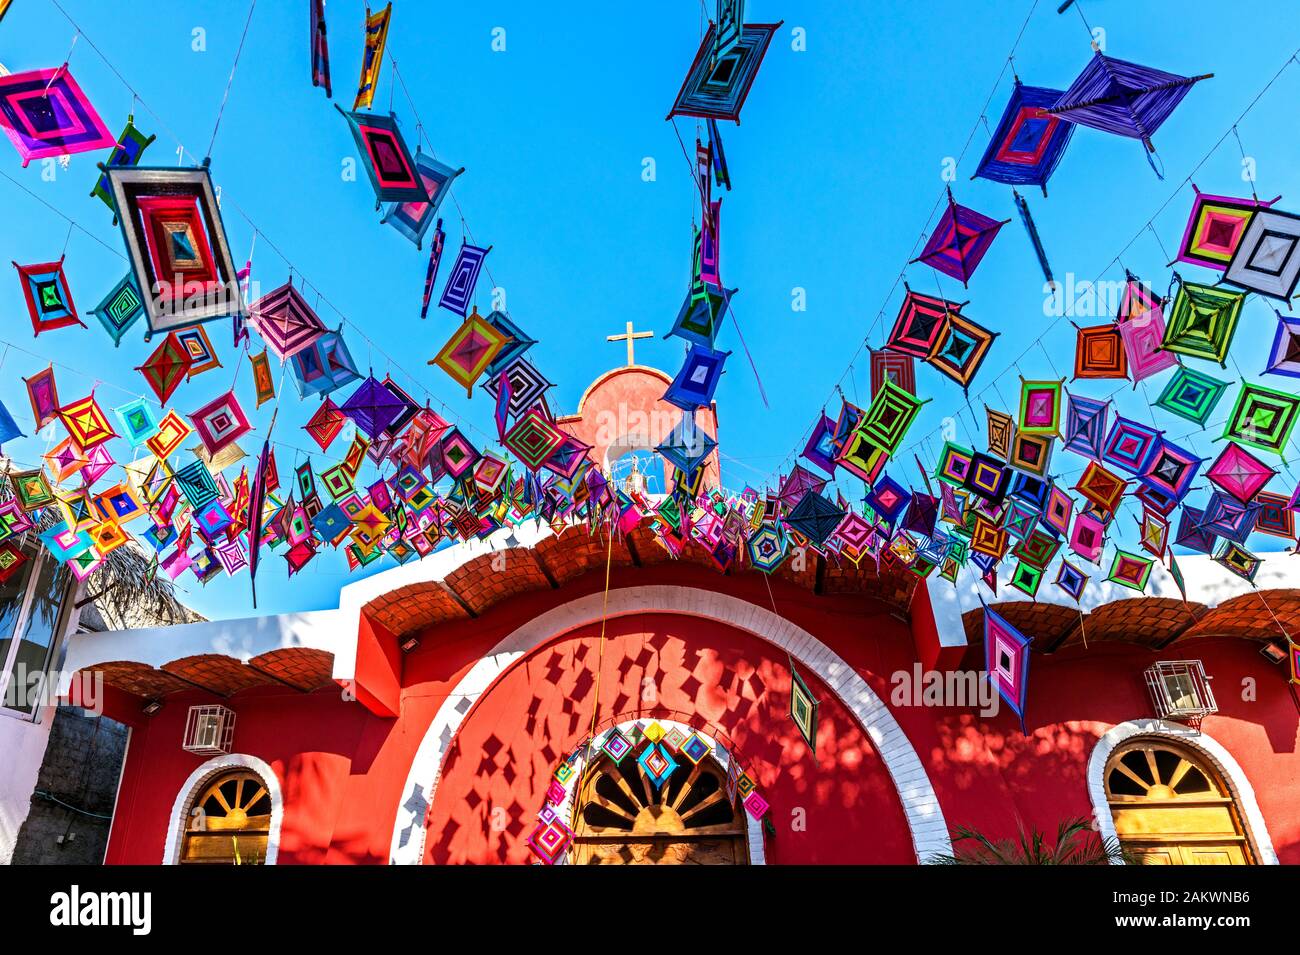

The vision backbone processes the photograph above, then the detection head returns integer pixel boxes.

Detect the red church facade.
[63,524,1299,866]
[56,368,1300,866]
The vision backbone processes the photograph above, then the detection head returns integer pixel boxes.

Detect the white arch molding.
[1087,718,1279,865]
[388,585,952,864]
[556,718,767,864]
[163,753,284,865]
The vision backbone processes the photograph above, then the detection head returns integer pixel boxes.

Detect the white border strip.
[388,586,950,864]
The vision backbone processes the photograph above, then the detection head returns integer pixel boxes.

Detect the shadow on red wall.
[424,613,916,864]
[102,561,1300,866]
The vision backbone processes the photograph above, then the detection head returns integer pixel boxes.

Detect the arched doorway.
[571,736,749,865]
[394,586,949,865]
[1104,737,1254,865]
[179,769,273,864]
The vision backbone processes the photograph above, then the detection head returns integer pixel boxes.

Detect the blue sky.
[0,0,1297,620]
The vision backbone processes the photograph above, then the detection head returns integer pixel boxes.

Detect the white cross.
[607,321,653,366]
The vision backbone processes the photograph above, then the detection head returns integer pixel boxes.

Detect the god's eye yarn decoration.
[983,601,1032,736]
[0,67,116,166]
[0,0,1292,711]
[105,165,243,333]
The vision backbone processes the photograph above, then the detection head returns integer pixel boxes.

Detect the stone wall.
[11,706,128,865]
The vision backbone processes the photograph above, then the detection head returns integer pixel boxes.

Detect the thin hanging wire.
[206,0,258,161]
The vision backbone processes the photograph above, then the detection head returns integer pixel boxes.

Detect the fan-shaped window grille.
[180,770,272,864]
[571,739,749,865]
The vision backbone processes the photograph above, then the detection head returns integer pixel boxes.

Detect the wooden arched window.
[571,740,749,865]
[1105,738,1254,865]
[180,770,272,864]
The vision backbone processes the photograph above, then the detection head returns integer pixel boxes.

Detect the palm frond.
[926,816,1130,865]
[0,462,200,629]
[81,540,202,628]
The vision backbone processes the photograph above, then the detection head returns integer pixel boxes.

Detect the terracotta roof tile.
[963,601,1080,651]
[960,592,1294,652]
[1059,597,1204,649]
[91,660,192,699]
[534,530,633,585]
[163,654,275,696]
[249,647,336,691]
[368,581,468,634]
[444,550,552,616]
[1179,589,1300,643]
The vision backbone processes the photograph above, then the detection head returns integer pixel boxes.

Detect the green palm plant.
[230,837,262,865]
[926,816,1133,865]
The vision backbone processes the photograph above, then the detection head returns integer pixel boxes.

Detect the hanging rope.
[205,0,258,161]
[586,511,616,743]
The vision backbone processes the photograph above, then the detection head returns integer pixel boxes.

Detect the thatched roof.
[76,540,204,630]
[1,459,201,630]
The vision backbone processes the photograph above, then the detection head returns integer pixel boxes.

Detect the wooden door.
[571,743,749,865]
[1105,739,1253,865]
[1125,844,1248,865]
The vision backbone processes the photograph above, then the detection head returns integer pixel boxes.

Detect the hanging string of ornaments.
[0,0,606,607]
[737,4,1300,777]
[756,10,1300,624]
[1,0,1300,863]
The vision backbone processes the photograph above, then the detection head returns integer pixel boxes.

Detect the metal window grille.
[182,704,235,755]
[1144,660,1217,730]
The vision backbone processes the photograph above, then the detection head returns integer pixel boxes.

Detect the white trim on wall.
[163,753,283,865]
[388,585,951,865]
[101,725,132,865]
[1086,718,1279,865]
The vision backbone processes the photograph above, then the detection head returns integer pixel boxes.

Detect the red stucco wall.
[917,636,1300,862]
[101,562,1300,865]
[422,612,915,863]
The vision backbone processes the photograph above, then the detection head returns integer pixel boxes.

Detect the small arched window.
[571,739,749,865]
[180,770,272,864]
[1104,738,1254,865]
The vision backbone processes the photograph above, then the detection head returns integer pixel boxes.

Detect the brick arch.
[556,365,720,488]
[388,586,950,864]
